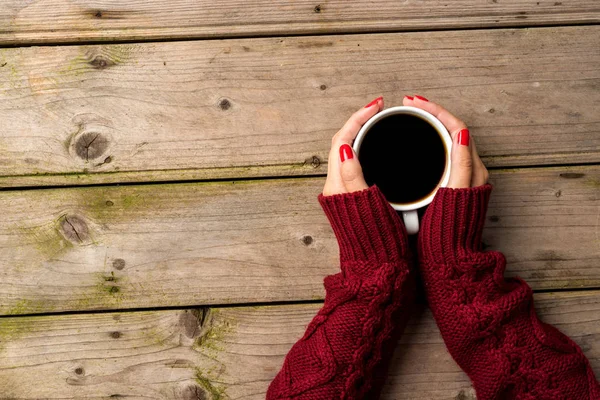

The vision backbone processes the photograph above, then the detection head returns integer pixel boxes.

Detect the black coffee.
[358,114,447,204]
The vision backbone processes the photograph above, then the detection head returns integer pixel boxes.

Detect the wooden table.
[0,1,599,398]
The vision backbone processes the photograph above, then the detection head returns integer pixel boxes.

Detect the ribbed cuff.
[419,184,492,264]
[318,186,409,264]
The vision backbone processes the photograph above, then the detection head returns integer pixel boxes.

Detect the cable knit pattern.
[267,186,415,399]
[418,184,600,400]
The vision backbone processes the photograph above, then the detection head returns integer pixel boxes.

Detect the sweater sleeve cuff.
[420,184,492,264]
[318,186,409,264]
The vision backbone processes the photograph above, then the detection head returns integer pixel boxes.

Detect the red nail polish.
[339,144,354,162]
[404,95,414,100]
[415,95,429,102]
[364,96,383,108]
[457,129,470,146]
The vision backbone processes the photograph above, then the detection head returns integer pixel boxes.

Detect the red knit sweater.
[267,185,599,399]
[419,185,599,400]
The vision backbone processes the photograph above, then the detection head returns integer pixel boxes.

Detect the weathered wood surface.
[0,166,598,316]
[0,291,598,399]
[0,27,599,188]
[0,0,599,45]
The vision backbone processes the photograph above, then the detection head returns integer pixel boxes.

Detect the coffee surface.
[358,114,447,204]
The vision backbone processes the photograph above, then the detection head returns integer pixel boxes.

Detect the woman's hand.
[403,95,489,188]
[322,97,384,196]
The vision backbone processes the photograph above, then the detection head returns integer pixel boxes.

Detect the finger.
[410,95,467,139]
[470,138,489,187]
[448,129,472,189]
[323,145,347,195]
[339,144,368,193]
[334,96,383,144]
[402,95,415,106]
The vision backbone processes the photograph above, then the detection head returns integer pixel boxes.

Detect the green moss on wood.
[58,53,88,77]
[195,368,226,400]
[95,271,124,300]
[0,315,38,352]
[194,309,236,354]
[585,178,600,188]
[109,44,138,64]
[1,299,48,316]
[17,219,74,259]
[72,272,127,310]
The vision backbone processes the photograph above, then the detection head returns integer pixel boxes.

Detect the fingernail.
[339,144,354,162]
[414,95,429,102]
[364,96,383,108]
[404,95,414,100]
[457,129,470,146]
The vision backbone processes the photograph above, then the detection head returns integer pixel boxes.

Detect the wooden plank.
[0,0,599,45]
[0,27,599,188]
[0,166,598,315]
[0,291,598,399]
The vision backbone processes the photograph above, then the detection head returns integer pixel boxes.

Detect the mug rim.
[353,106,453,211]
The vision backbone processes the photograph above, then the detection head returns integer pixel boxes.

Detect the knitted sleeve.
[418,184,600,400]
[266,186,415,400]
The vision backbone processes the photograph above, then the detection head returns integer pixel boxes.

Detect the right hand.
[403,95,489,188]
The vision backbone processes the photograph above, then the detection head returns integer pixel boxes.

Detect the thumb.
[339,144,368,193]
[448,129,472,189]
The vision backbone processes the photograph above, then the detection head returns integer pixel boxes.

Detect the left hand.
[322,97,384,196]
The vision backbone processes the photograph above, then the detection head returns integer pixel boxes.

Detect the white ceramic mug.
[353,106,452,235]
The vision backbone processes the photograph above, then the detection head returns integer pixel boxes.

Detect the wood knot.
[74,367,84,375]
[109,331,122,339]
[489,216,500,222]
[559,172,584,179]
[310,156,321,168]
[555,190,562,197]
[455,389,476,400]
[320,84,327,90]
[89,55,115,70]
[73,132,110,161]
[59,215,90,244]
[181,385,208,400]
[314,4,322,13]
[219,99,231,110]
[112,258,126,270]
[87,9,126,20]
[106,200,114,206]
[301,235,313,245]
[179,309,205,339]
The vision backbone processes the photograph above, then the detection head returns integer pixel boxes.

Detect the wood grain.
[0,166,598,315]
[0,26,599,188]
[0,0,598,45]
[0,291,598,399]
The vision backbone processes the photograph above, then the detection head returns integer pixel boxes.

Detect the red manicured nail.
[404,95,414,100]
[414,95,429,102]
[339,144,354,162]
[457,129,470,146]
[364,96,383,108]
